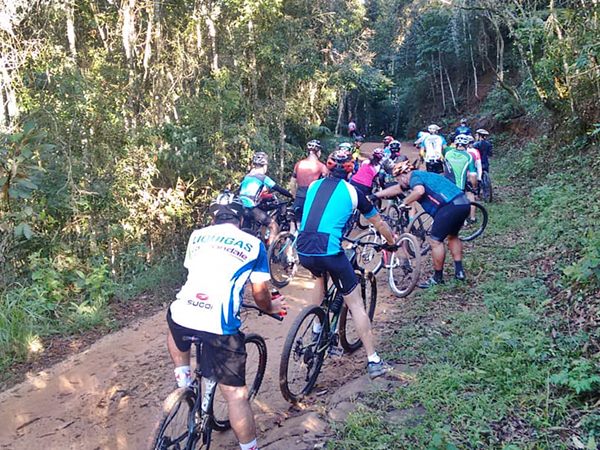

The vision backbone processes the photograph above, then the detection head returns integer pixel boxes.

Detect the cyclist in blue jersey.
[368,160,471,287]
[166,193,286,450]
[239,151,293,245]
[473,129,493,172]
[296,149,397,379]
[454,118,472,137]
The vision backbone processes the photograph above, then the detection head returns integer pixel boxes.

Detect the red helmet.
[327,149,354,174]
[383,135,394,146]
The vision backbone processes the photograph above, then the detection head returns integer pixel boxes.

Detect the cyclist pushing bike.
[295,148,397,379]
[165,193,286,450]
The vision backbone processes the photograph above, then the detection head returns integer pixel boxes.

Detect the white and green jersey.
[443,148,476,191]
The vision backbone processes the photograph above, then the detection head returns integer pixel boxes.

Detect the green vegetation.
[332,136,600,448]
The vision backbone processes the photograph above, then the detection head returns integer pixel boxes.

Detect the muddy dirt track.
[0,141,420,450]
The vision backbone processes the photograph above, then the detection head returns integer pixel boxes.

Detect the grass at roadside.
[331,145,600,449]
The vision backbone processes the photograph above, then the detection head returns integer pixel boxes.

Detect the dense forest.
[0,0,599,447]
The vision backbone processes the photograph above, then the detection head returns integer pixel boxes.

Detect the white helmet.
[454,134,470,146]
[476,128,489,136]
[427,124,441,133]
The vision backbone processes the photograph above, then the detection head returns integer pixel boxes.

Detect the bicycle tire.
[459,202,488,242]
[152,387,196,450]
[481,171,493,203]
[353,229,384,275]
[388,233,422,298]
[339,271,377,353]
[267,231,298,288]
[408,211,433,256]
[212,333,268,431]
[279,305,327,403]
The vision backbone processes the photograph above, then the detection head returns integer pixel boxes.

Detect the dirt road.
[0,140,419,450]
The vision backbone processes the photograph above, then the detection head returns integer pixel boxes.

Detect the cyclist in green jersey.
[444,134,478,223]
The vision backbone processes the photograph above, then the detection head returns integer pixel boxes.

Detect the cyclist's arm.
[289,176,297,197]
[402,185,425,206]
[367,214,395,245]
[372,183,403,199]
[272,184,293,198]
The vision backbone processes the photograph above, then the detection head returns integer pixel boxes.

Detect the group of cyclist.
[162,119,492,450]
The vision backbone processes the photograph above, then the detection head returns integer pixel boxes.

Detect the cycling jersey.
[169,223,270,335]
[239,173,276,207]
[293,157,328,194]
[443,148,476,190]
[422,135,445,162]
[467,147,482,180]
[473,139,493,171]
[454,125,472,136]
[297,177,377,256]
[351,160,380,187]
[409,170,464,216]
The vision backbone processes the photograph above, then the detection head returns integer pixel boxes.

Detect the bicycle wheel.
[459,202,488,242]
[353,229,383,274]
[212,333,267,431]
[279,305,327,403]
[152,387,196,450]
[481,171,493,203]
[339,271,377,353]
[408,211,433,256]
[388,233,422,298]
[268,231,298,288]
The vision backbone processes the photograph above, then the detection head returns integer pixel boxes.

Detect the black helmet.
[209,191,245,221]
[307,140,322,152]
[252,151,269,166]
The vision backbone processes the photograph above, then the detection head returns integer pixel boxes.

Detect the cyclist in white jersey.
[421,124,445,173]
[166,193,286,450]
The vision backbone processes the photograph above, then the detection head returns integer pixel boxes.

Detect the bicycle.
[268,230,299,288]
[480,170,493,203]
[152,303,283,450]
[354,214,422,297]
[408,202,489,255]
[241,197,294,244]
[278,236,380,403]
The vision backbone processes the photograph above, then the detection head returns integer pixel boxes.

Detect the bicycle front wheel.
[388,233,422,298]
[459,202,488,242]
[268,231,298,288]
[212,333,268,431]
[408,211,433,256]
[339,271,377,353]
[279,305,327,403]
[353,229,383,274]
[152,387,196,450]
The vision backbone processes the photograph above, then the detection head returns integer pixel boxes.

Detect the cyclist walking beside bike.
[296,148,397,379]
[165,193,286,450]
[239,151,293,245]
[370,161,471,287]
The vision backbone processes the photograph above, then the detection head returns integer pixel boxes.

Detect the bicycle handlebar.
[241,302,285,321]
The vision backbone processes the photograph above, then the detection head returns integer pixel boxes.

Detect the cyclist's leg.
[219,385,255,444]
[166,311,193,387]
[252,207,278,245]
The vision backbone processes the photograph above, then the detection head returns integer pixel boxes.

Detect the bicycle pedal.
[328,346,344,357]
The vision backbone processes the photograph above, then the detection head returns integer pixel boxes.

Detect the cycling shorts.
[293,196,306,222]
[298,252,358,296]
[430,200,470,242]
[425,160,444,174]
[250,206,272,227]
[167,311,247,387]
[349,180,372,196]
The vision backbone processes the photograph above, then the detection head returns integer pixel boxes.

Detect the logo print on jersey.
[195,293,209,301]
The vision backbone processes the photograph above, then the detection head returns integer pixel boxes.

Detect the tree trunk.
[278,76,287,177]
[66,1,77,60]
[445,67,457,112]
[335,90,346,135]
[468,24,479,98]
[438,51,446,112]
[142,0,155,82]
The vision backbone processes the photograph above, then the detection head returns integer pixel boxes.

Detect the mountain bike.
[480,170,493,203]
[279,236,380,404]
[408,202,489,255]
[152,304,283,450]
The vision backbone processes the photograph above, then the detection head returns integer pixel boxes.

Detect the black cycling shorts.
[250,206,272,227]
[298,252,358,296]
[167,311,246,387]
[293,196,306,222]
[426,160,444,174]
[430,202,470,242]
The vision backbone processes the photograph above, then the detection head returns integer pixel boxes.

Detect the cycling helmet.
[338,142,353,152]
[454,134,470,146]
[327,149,354,174]
[209,191,245,221]
[460,118,467,124]
[427,124,440,133]
[389,140,401,152]
[466,135,475,143]
[307,139,322,152]
[392,160,415,177]
[383,135,394,146]
[372,147,385,161]
[252,151,269,166]
[475,128,489,136]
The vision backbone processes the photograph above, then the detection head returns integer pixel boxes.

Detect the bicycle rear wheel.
[339,271,377,353]
[152,387,196,450]
[212,333,267,431]
[268,231,298,288]
[353,229,383,274]
[459,202,488,242]
[279,305,327,403]
[481,171,493,203]
[388,233,421,298]
[408,211,433,256]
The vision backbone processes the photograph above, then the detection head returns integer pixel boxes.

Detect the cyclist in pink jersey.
[466,136,482,182]
[350,147,385,195]
[290,140,329,221]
